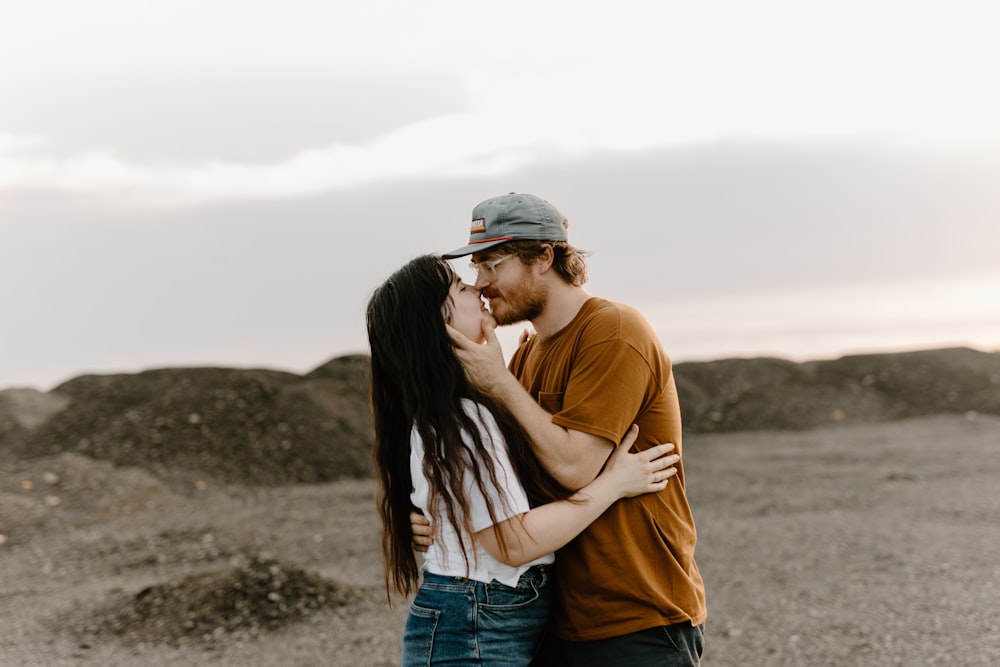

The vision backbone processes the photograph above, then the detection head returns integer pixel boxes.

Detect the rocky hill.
[675,346,1000,432]
[2,347,997,486]
[3,356,372,486]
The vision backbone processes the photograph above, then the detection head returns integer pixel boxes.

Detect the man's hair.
[502,240,589,286]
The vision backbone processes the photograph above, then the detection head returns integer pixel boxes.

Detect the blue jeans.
[402,565,554,666]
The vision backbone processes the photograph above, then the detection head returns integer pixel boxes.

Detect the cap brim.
[441,238,510,259]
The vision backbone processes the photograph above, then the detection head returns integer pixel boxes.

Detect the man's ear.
[535,243,555,274]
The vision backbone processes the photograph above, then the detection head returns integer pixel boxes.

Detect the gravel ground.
[687,414,1000,666]
[1,414,998,666]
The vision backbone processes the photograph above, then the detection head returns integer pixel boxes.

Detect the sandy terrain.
[2,413,997,666]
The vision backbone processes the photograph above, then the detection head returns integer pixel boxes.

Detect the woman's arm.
[475,425,678,567]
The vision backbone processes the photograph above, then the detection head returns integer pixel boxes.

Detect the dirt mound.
[10,348,998,489]
[82,556,363,646]
[304,353,370,385]
[0,452,175,545]
[0,388,70,451]
[674,347,1000,432]
[17,362,373,486]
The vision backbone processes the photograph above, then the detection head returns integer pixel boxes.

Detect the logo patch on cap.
[470,218,486,234]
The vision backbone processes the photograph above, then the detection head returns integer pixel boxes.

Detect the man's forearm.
[446,320,613,488]
[491,371,611,490]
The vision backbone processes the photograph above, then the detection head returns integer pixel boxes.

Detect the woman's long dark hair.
[367,254,569,600]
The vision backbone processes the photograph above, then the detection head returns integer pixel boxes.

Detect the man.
[417,192,706,666]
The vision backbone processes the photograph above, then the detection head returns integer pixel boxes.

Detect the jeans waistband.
[423,563,553,587]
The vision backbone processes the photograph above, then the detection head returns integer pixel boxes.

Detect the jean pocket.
[477,577,552,648]
[481,572,549,611]
[402,603,440,667]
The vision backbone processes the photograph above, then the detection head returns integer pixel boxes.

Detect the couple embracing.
[367,193,706,666]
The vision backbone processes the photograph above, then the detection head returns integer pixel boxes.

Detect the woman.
[367,255,679,666]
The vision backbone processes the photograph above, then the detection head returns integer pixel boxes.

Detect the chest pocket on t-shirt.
[537,391,564,415]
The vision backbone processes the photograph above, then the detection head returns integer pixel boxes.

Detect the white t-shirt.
[410,399,555,587]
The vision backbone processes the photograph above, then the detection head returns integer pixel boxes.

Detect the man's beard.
[485,276,546,326]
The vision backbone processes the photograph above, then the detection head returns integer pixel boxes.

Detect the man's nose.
[473,272,490,290]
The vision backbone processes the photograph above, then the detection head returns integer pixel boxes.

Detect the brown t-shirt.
[508,297,707,641]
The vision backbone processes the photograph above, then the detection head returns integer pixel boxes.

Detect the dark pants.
[531,622,705,667]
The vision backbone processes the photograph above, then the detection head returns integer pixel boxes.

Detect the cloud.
[0,117,546,204]
[5,1,1000,205]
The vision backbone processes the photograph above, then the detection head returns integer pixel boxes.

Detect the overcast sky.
[3,0,999,390]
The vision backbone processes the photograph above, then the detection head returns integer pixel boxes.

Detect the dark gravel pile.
[674,346,1000,432]
[85,556,364,646]
[0,388,69,451]
[8,348,999,488]
[17,356,372,486]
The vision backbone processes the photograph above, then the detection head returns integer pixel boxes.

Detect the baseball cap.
[441,193,568,259]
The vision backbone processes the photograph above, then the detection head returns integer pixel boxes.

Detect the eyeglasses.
[469,254,512,279]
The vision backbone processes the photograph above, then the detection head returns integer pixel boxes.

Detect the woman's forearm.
[475,475,619,566]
